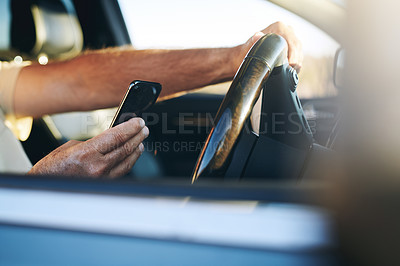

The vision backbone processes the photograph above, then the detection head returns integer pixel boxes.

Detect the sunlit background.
[118,0,340,98]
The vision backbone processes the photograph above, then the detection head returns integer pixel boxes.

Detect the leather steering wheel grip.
[192,34,288,182]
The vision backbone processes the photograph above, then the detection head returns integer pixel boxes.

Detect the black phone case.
[110,80,162,128]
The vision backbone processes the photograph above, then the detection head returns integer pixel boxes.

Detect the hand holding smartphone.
[110,80,162,128]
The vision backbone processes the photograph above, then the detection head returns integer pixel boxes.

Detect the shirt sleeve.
[0,61,30,115]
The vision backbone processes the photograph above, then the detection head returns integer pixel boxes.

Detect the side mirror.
[334,48,345,89]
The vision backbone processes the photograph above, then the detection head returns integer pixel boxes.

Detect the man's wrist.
[229,44,251,76]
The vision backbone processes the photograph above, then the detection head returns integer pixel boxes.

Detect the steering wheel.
[192,34,290,182]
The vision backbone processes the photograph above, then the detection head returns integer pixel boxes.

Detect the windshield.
[119,0,339,98]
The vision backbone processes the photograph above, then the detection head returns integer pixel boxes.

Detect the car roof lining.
[268,0,345,43]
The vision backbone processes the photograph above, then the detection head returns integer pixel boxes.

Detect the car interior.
[5,1,400,265]
[0,0,340,181]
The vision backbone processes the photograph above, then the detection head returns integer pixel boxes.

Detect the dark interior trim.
[72,0,131,49]
[0,174,325,204]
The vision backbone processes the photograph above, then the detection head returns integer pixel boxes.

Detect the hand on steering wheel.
[192,34,289,181]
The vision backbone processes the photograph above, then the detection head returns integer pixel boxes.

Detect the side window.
[118,0,339,99]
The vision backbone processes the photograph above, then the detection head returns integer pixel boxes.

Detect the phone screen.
[110,81,162,128]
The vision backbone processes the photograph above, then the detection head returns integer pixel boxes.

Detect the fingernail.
[139,118,145,128]
[142,126,149,137]
[139,143,144,152]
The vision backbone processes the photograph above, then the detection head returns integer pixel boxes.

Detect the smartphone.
[110,80,162,128]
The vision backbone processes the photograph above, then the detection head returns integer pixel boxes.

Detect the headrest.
[0,0,83,61]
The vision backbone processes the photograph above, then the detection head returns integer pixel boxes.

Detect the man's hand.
[235,21,303,73]
[28,117,149,178]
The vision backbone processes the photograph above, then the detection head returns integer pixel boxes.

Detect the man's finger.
[108,143,144,178]
[287,41,303,73]
[289,55,303,73]
[251,32,264,45]
[104,126,149,166]
[89,117,145,155]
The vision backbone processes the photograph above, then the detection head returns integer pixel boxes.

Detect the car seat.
[0,0,83,61]
[0,0,84,163]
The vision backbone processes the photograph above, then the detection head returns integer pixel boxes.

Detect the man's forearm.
[14,46,241,117]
